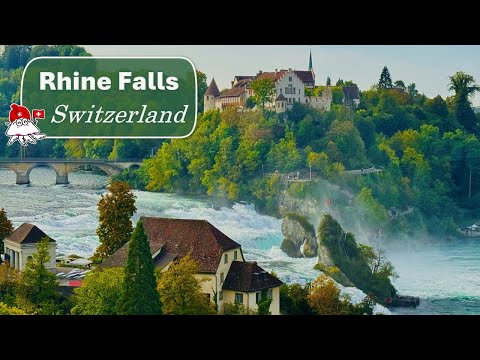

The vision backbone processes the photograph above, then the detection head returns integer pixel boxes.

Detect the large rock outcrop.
[281,213,318,258]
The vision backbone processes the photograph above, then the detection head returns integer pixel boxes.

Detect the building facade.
[3,223,56,271]
[101,217,283,315]
[204,53,334,113]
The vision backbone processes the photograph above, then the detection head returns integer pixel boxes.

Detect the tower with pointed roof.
[204,78,221,112]
[308,48,315,86]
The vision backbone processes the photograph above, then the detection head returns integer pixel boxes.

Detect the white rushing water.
[15,166,480,314]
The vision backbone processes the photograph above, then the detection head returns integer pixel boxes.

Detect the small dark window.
[224,253,228,264]
[219,291,224,300]
[220,272,224,284]
[235,293,244,304]
[234,250,238,260]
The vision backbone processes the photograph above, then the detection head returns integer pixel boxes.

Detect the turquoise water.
[0,167,478,314]
[389,240,480,314]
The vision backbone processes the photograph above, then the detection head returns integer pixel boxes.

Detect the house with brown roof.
[3,223,56,271]
[101,217,283,315]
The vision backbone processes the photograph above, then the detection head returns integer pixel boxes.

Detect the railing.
[0,158,143,163]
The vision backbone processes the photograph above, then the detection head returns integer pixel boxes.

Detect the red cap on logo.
[9,104,31,123]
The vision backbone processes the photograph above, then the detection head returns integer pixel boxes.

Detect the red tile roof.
[255,70,287,83]
[101,217,241,274]
[219,87,246,98]
[222,261,283,292]
[5,223,55,245]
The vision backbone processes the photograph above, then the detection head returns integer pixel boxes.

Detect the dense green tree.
[425,95,449,118]
[326,76,331,86]
[448,71,480,132]
[29,45,60,59]
[71,268,124,315]
[324,120,367,168]
[0,208,13,255]
[250,78,276,109]
[197,70,208,113]
[267,131,302,172]
[94,182,137,260]
[279,283,313,315]
[2,45,32,70]
[378,66,393,89]
[0,264,21,306]
[118,221,161,315]
[20,237,62,314]
[157,254,215,315]
[407,83,418,97]
[336,78,344,86]
[83,139,114,159]
[53,45,91,57]
[0,302,27,315]
[394,80,406,90]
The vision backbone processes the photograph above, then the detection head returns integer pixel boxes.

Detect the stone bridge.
[0,158,142,185]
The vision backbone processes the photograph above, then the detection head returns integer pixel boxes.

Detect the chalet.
[101,217,283,315]
[3,223,56,271]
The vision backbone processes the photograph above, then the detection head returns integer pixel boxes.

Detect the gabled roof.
[222,261,283,292]
[343,85,360,99]
[255,70,287,83]
[275,94,287,101]
[101,217,241,273]
[294,70,314,83]
[5,223,55,245]
[234,75,254,81]
[234,79,252,88]
[219,86,246,98]
[205,78,221,97]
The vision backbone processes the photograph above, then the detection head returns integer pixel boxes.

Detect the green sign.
[21,57,197,138]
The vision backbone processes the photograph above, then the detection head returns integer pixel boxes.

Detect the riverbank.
[1,168,479,314]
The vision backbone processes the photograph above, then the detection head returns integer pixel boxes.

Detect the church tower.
[308,48,315,86]
[204,78,221,112]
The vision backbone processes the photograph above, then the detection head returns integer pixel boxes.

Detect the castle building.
[204,52,333,113]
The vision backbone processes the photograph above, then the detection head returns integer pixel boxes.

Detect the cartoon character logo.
[4,104,47,146]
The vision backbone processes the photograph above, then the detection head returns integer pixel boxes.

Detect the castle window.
[224,253,228,264]
[220,272,224,284]
[289,76,292,82]
[234,250,238,260]
[219,291,224,300]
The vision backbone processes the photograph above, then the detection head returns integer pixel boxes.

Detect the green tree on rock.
[94,182,137,261]
[118,221,161,315]
[378,66,393,89]
[0,208,13,255]
[157,254,216,315]
[250,78,276,109]
[326,76,331,86]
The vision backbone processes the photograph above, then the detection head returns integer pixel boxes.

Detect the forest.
[1,46,480,238]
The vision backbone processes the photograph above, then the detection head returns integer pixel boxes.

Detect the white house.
[3,223,56,271]
[101,217,283,315]
[204,53,332,113]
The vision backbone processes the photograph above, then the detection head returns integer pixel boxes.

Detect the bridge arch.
[26,163,61,179]
[67,163,120,177]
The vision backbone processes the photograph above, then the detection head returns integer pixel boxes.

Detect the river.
[0,167,478,315]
